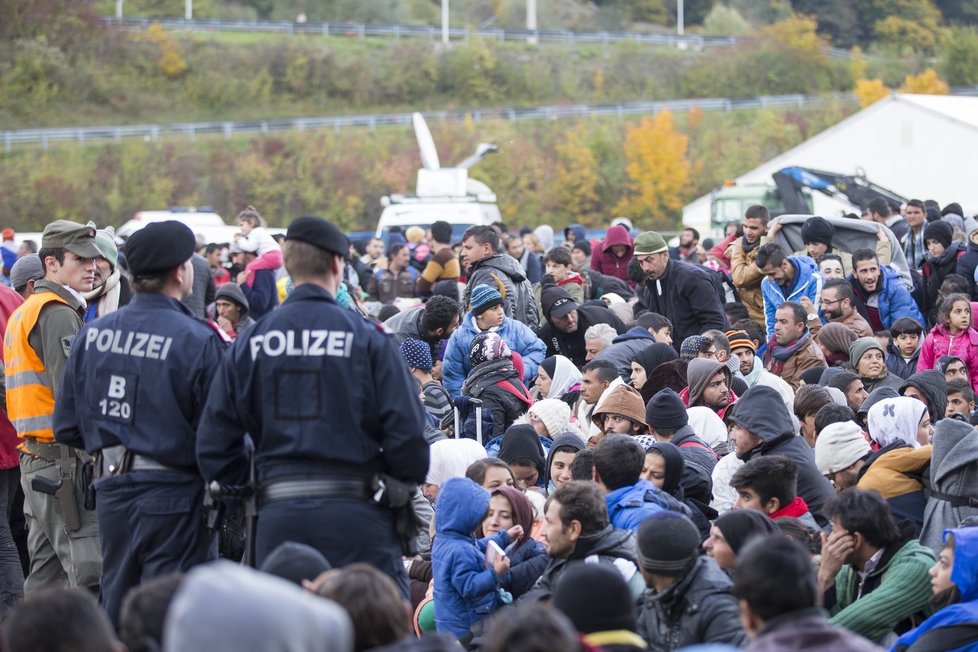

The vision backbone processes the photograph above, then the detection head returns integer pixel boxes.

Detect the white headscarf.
[425,438,487,487]
[547,355,583,399]
[867,397,927,449]
[533,225,555,253]
[686,406,727,449]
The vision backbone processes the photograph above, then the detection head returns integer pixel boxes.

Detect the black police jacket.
[54,293,227,471]
[196,284,429,486]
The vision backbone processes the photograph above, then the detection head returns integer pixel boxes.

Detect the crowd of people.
[0,201,976,652]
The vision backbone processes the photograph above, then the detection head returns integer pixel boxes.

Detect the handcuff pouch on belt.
[371,474,423,557]
[93,445,133,480]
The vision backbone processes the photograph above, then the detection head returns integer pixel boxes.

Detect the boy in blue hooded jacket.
[432,477,523,638]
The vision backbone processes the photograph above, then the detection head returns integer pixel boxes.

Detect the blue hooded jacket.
[849,264,924,329]
[605,479,691,534]
[565,224,588,245]
[442,311,546,400]
[890,527,978,652]
[761,255,822,339]
[432,477,510,637]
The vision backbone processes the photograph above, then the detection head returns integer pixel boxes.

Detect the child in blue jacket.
[432,477,523,638]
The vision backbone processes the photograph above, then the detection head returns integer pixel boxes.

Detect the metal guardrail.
[104,16,742,49]
[104,17,854,58]
[2,92,862,152]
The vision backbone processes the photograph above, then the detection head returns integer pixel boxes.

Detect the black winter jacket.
[526,526,637,600]
[635,259,727,351]
[536,304,626,368]
[955,239,978,298]
[730,386,836,526]
[920,241,964,326]
[636,556,747,651]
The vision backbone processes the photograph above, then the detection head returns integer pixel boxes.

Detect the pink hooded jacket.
[917,323,978,394]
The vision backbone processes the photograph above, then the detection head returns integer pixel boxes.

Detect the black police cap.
[125,221,196,277]
[285,216,348,257]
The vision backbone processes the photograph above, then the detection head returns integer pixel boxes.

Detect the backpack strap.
[495,380,534,407]
[678,440,720,459]
[929,489,978,508]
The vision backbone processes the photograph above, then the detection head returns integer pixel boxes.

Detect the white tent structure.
[683,93,978,236]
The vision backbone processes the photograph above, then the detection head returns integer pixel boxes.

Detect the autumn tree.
[554,123,602,226]
[614,111,690,226]
[761,12,827,58]
[855,78,890,107]
[899,68,950,94]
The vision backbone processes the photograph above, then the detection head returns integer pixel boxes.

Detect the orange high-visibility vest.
[3,293,70,443]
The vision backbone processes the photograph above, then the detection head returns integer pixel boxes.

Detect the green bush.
[941,26,978,85]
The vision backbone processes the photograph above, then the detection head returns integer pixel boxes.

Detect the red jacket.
[590,225,634,288]
[0,285,24,470]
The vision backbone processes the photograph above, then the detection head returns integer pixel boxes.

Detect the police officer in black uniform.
[196,216,429,596]
[53,221,226,624]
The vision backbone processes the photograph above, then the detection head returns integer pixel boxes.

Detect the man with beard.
[766,302,826,391]
[848,249,923,331]
[527,481,641,601]
[535,285,625,368]
[670,227,701,264]
[681,359,736,420]
[810,279,874,338]
[460,225,539,328]
[634,231,726,350]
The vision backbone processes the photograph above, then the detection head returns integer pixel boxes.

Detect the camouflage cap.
[41,220,102,259]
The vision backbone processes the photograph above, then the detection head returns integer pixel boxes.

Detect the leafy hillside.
[2,0,975,231]
[0,102,855,231]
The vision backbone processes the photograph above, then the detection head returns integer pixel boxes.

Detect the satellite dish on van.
[413,113,440,170]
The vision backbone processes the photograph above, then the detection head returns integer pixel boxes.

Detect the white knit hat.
[814,421,871,475]
[528,399,571,439]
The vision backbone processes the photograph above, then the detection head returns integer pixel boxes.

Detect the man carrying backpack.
[460,225,540,329]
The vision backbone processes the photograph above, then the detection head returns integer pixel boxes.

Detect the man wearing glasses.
[805,279,874,339]
[633,231,727,352]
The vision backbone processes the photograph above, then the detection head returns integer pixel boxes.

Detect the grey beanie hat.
[215,282,250,315]
[10,254,44,291]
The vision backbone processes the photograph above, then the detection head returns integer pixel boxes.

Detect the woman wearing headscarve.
[703,509,778,571]
[642,441,715,540]
[867,396,933,449]
[890,526,978,652]
[638,359,689,407]
[497,425,547,492]
[534,355,583,411]
[630,343,679,404]
[423,439,488,504]
[816,322,858,367]
[686,406,730,457]
[480,486,547,599]
[533,225,555,254]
